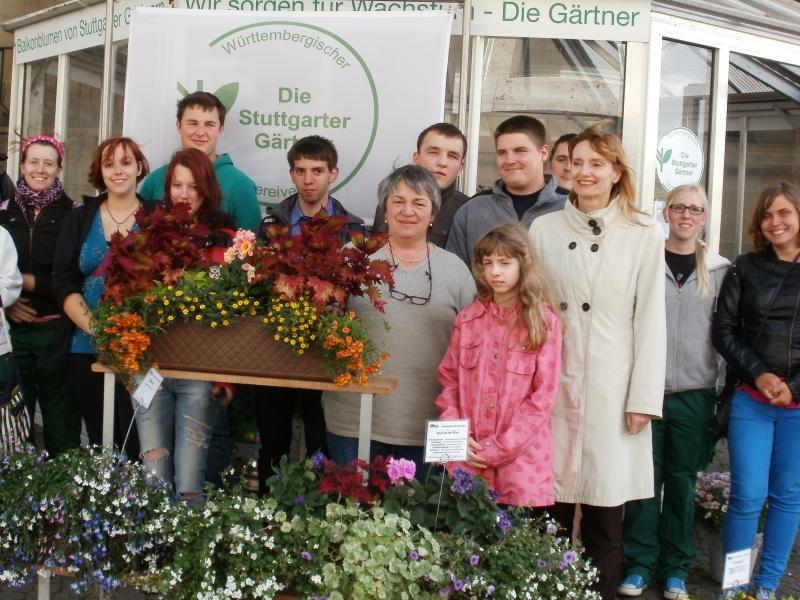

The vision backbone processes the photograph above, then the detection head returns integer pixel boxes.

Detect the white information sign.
[424,419,469,463]
[656,127,705,191]
[131,367,164,409]
[722,548,752,591]
[123,8,450,219]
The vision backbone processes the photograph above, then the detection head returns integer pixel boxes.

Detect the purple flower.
[311,451,327,470]
[488,489,500,502]
[562,550,577,565]
[537,559,549,568]
[387,458,416,484]
[293,495,306,506]
[450,468,476,495]
[469,554,479,566]
[439,586,451,597]
[546,522,558,535]
[301,550,313,561]
[453,579,464,591]
[485,585,495,597]
[409,550,420,561]
[496,508,512,534]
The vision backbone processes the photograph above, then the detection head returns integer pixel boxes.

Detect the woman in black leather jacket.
[713,181,800,599]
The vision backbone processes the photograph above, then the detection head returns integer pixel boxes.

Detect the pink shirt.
[435,299,562,507]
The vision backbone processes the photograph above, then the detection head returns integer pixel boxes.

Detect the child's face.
[481,252,521,302]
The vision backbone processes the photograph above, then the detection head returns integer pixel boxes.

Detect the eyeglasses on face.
[668,204,705,216]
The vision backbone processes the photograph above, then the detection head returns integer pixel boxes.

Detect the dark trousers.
[254,386,327,493]
[550,501,624,600]
[622,389,715,584]
[68,353,139,461]
[11,320,81,457]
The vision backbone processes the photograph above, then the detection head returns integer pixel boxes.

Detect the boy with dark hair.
[254,136,363,491]
[373,122,468,247]
[446,115,567,264]
[139,91,261,231]
[549,132,577,191]
[260,135,363,243]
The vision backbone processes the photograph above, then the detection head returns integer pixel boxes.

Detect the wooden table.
[90,363,397,461]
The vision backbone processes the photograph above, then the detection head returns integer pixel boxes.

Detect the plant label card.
[132,367,163,410]
[424,419,469,463]
[722,548,752,590]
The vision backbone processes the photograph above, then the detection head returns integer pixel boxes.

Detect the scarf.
[15,177,64,212]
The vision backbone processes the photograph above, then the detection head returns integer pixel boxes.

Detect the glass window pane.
[64,47,104,203]
[111,43,128,137]
[720,54,800,259]
[21,57,58,138]
[652,40,713,229]
[477,38,625,191]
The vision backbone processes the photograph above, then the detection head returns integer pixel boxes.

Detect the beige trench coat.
[530,199,666,506]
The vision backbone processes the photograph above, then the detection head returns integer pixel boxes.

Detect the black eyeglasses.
[387,242,432,305]
[668,204,705,216]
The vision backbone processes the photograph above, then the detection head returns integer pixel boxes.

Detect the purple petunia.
[301,550,313,561]
[293,495,306,506]
[469,554,479,566]
[496,508,512,534]
[562,550,577,565]
[409,550,420,561]
[311,451,327,470]
[439,586,451,597]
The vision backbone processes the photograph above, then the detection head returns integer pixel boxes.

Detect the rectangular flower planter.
[148,316,332,381]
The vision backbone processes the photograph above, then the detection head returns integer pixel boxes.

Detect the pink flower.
[386,457,416,485]
[232,229,257,260]
[242,262,256,283]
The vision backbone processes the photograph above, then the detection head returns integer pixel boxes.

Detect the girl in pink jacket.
[435,223,562,508]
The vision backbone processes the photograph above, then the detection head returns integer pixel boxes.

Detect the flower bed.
[0,446,600,599]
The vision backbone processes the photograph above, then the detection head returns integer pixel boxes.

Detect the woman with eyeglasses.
[619,185,729,600]
[713,182,800,600]
[321,164,476,467]
[530,126,666,600]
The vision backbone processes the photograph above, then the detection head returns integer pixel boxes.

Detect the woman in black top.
[0,135,81,456]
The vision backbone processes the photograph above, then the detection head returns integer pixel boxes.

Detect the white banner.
[123,8,451,219]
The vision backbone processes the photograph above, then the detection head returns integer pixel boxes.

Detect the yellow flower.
[195,315,202,321]
[222,319,230,326]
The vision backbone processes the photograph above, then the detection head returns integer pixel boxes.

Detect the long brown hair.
[568,125,647,224]
[748,181,800,252]
[665,184,711,296]
[164,148,224,227]
[472,223,558,350]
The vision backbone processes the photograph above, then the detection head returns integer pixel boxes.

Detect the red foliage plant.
[100,203,211,303]
[259,215,393,312]
[318,455,392,505]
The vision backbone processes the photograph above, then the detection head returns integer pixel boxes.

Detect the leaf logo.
[656,147,672,172]
[177,80,240,112]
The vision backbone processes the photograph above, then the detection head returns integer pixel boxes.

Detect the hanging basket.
[148,316,331,381]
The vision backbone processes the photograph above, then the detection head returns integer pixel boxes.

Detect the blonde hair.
[472,223,559,350]
[665,184,711,296]
[568,125,648,224]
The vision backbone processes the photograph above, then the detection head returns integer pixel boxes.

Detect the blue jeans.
[134,377,217,500]
[724,390,800,591]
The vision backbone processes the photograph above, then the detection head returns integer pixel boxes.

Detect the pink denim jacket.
[435,299,562,507]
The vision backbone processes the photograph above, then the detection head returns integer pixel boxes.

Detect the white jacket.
[0,227,22,355]
[530,199,666,506]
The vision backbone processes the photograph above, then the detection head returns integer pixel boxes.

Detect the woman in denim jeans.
[713,181,800,600]
[134,149,235,502]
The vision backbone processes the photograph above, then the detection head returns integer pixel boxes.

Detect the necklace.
[105,201,141,230]
[388,241,428,263]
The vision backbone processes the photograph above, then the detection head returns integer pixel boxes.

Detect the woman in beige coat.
[530,126,666,600]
